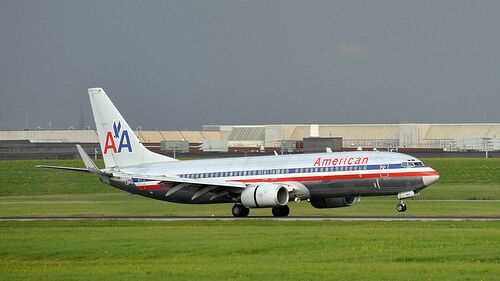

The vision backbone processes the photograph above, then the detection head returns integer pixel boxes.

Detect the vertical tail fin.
[88,88,177,168]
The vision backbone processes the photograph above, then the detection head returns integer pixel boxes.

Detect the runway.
[0,216,499,221]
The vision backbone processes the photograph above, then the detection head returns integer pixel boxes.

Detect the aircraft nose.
[422,169,440,186]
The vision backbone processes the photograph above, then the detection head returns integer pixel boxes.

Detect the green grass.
[0,160,113,196]
[0,193,499,217]
[0,159,499,280]
[0,159,499,217]
[0,220,498,280]
[424,158,500,185]
[1,158,499,197]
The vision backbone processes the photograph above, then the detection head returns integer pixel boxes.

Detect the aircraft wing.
[133,175,246,189]
[157,176,246,189]
[131,175,247,200]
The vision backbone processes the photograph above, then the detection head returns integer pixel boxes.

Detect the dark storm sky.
[1,0,499,130]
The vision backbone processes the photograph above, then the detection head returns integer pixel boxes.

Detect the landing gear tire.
[232,204,250,217]
[272,205,290,217]
[396,203,407,212]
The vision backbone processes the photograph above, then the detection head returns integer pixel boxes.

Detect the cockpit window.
[401,160,424,167]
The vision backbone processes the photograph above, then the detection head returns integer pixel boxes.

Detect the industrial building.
[206,123,500,152]
[0,129,221,159]
[0,123,499,159]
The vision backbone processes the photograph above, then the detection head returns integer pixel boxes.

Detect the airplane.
[39,88,440,217]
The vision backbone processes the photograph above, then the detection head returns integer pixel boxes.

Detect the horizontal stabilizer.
[36,165,90,173]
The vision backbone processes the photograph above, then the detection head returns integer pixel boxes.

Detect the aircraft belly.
[161,189,234,204]
[305,176,426,198]
[108,178,233,204]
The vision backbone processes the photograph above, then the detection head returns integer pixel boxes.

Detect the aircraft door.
[379,159,389,178]
[137,178,146,190]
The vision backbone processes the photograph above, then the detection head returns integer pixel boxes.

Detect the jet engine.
[310,196,357,209]
[240,183,289,208]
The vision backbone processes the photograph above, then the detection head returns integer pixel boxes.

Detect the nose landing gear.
[396,202,407,212]
[396,191,416,213]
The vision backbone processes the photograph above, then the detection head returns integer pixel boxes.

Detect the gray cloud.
[335,42,369,59]
[0,0,499,130]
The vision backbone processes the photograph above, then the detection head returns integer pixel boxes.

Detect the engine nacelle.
[241,183,289,208]
[310,196,357,209]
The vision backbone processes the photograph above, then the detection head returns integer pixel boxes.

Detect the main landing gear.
[231,204,291,217]
[232,204,250,217]
[396,202,407,212]
[272,205,290,217]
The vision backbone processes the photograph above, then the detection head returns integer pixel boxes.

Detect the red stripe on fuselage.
[133,171,439,191]
[136,184,163,191]
[233,170,439,183]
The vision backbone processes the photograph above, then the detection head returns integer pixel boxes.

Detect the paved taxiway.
[0,216,498,221]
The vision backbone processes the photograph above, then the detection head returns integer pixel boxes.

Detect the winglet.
[36,145,110,175]
[76,145,108,175]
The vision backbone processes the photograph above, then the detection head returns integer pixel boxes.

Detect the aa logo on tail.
[103,121,132,154]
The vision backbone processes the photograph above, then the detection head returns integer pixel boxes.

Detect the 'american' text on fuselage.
[313,157,369,167]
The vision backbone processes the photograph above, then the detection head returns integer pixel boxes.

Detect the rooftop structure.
[205,123,500,151]
[1,123,499,152]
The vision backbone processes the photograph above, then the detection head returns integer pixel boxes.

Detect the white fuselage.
[111,151,439,203]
